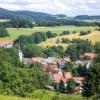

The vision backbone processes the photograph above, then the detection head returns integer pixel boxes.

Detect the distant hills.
[1,8,100,21]
[74,15,100,20]
[0,8,55,21]
[0,8,100,27]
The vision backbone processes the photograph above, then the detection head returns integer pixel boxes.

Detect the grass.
[39,31,100,48]
[0,26,99,48]
[0,95,32,100]
[0,89,93,100]
[0,26,95,41]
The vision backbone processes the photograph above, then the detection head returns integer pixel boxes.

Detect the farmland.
[39,31,100,47]
[0,26,96,41]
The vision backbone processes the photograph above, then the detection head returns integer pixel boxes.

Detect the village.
[0,40,97,94]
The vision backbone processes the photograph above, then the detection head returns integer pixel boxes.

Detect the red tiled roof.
[65,72,72,79]
[53,73,63,83]
[84,53,96,59]
[73,77,85,81]
[0,40,13,45]
[52,72,85,84]
[53,72,72,83]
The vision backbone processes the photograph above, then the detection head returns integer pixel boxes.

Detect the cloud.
[0,0,100,16]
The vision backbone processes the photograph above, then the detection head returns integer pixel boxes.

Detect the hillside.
[0,8,54,21]
[75,15,100,20]
[39,31,100,47]
[0,8,100,27]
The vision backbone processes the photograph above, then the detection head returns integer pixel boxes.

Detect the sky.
[0,0,100,16]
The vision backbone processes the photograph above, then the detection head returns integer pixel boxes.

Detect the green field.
[0,26,96,41]
[0,90,93,100]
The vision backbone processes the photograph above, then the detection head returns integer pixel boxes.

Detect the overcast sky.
[0,0,100,16]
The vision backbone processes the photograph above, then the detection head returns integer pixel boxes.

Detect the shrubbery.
[0,28,9,37]
[79,30,91,36]
[60,31,70,36]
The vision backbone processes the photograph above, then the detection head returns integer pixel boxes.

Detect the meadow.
[39,31,100,48]
[0,89,94,100]
[0,26,96,41]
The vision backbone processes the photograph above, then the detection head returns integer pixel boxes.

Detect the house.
[40,57,58,72]
[23,57,43,65]
[57,57,71,68]
[52,70,84,93]
[73,77,85,86]
[84,53,96,59]
[22,58,33,65]
[0,40,13,48]
[73,77,85,94]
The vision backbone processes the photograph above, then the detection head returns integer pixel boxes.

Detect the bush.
[46,31,57,38]
[0,28,9,37]
[67,79,76,94]
[60,31,70,36]
[62,38,70,43]
[79,30,91,36]
[72,31,77,34]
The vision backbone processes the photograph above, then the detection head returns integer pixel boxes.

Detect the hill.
[0,8,100,27]
[74,15,100,20]
[0,8,54,21]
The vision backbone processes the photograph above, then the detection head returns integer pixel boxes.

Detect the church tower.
[18,44,23,62]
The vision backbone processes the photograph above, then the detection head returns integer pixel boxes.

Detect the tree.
[22,44,45,58]
[83,63,100,97]
[62,38,70,43]
[94,54,100,63]
[63,62,73,72]
[0,47,51,97]
[73,31,76,34]
[0,27,9,37]
[66,44,78,61]
[56,39,60,44]
[45,46,64,57]
[77,39,93,54]
[60,31,70,36]
[59,80,65,93]
[67,79,76,93]
[79,31,90,36]
[75,66,87,77]
[94,42,100,53]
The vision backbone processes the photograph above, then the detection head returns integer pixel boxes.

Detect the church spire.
[18,42,23,62]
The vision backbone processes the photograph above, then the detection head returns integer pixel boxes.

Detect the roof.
[73,77,85,81]
[32,57,44,63]
[52,71,85,84]
[22,58,32,65]
[0,40,13,45]
[53,73,63,83]
[84,53,96,59]
[52,72,72,83]
[64,72,72,79]
[43,57,57,64]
